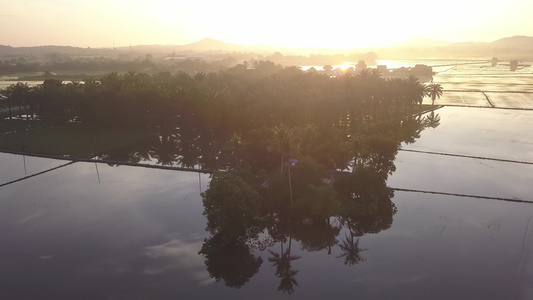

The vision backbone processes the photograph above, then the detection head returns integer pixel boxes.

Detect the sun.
[340,62,354,71]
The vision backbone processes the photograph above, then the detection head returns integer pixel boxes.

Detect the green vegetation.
[1,65,437,167]
[202,171,262,239]
[0,119,38,135]
[0,121,153,157]
[0,63,442,293]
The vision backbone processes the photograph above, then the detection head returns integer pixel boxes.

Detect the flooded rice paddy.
[0,106,532,299]
[425,61,533,109]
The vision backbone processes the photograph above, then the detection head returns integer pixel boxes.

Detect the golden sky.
[2,0,532,48]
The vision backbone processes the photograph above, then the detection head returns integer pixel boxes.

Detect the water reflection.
[194,112,439,294]
[2,105,533,299]
[197,167,397,294]
[268,237,301,294]
[200,232,263,288]
[0,152,71,185]
[0,109,441,297]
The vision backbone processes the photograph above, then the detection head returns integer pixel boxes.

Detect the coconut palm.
[222,132,248,169]
[0,82,31,119]
[425,83,443,105]
[293,124,319,156]
[405,76,426,106]
[268,124,299,177]
[0,88,13,120]
[369,68,382,80]
[340,133,372,172]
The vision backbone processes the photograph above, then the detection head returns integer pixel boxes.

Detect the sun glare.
[2,0,533,49]
[340,62,354,71]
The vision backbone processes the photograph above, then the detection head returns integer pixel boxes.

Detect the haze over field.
[2,0,533,50]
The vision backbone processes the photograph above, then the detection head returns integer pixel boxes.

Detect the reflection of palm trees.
[150,131,179,166]
[267,237,301,295]
[278,268,299,294]
[336,218,368,266]
[291,217,340,253]
[337,233,366,266]
[423,111,441,128]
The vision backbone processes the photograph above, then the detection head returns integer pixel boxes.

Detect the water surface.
[0,106,532,299]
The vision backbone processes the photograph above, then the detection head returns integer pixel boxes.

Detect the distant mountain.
[0,45,115,57]
[491,35,533,48]
[181,38,247,52]
[395,37,453,47]
[376,35,533,59]
[396,35,533,49]
[2,35,533,60]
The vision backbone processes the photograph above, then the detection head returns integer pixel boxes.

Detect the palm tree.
[406,76,426,106]
[0,82,31,119]
[425,83,443,106]
[369,68,382,80]
[340,133,372,172]
[268,124,299,177]
[39,79,65,122]
[222,132,248,169]
[294,124,319,156]
[0,88,13,120]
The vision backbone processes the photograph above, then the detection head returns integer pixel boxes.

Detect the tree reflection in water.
[195,111,439,294]
[199,233,263,289]
[337,234,366,266]
[99,110,438,294]
[267,237,301,295]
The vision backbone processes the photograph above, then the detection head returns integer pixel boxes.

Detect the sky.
[2,0,532,49]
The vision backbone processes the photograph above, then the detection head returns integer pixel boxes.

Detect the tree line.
[1,65,442,171]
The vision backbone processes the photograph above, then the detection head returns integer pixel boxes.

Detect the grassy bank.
[0,120,155,158]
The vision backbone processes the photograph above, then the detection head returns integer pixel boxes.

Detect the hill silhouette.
[491,35,533,48]
[1,36,533,59]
